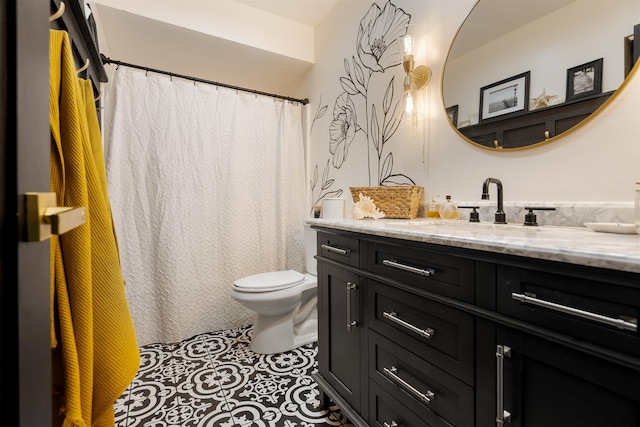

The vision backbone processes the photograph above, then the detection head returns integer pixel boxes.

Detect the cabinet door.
[493,326,640,427]
[318,263,363,412]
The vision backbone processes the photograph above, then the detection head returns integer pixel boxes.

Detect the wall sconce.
[399,33,431,115]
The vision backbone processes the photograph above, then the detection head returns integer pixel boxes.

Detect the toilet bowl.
[230,225,318,354]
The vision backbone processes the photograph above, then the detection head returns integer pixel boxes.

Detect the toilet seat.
[233,270,306,293]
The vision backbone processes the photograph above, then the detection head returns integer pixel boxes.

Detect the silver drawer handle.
[511,292,638,332]
[383,422,398,427]
[383,366,435,404]
[321,244,348,256]
[383,259,435,277]
[346,282,358,331]
[496,345,512,426]
[383,311,435,339]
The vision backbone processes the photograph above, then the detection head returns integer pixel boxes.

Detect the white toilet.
[230,225,318,354]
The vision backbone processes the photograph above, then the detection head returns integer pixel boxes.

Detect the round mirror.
[442,0,640,150]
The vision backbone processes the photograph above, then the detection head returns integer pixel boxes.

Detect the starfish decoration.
[530,88,558,110]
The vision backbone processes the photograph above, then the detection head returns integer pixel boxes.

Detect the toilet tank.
[304,224,317,276]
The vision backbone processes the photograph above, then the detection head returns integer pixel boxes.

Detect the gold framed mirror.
[442,0,640,150]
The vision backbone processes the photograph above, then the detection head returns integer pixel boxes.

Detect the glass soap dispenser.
[439,195,460,220]
[427,195,441,218]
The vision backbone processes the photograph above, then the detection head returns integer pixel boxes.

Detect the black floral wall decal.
[311,95,328,135]
[329,0,416,186]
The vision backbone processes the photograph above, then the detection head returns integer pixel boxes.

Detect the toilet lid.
[233,270,306,292]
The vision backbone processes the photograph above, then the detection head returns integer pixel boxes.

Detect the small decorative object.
[446,105,458,127]
[322,198,345,220]
[566,58,603,101]
[438,195,460,220]
[352,193,385,220]
[530,88,557,110]
[480,71,530,121]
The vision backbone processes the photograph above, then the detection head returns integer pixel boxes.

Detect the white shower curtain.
[104,66,307,346]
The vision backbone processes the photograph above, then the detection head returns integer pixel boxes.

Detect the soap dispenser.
[427,195,441,218]
[439,195,460,220]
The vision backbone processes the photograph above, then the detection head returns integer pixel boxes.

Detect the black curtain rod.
[100,54,309,105]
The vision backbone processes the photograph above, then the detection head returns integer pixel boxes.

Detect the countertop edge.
[306,218,640,274]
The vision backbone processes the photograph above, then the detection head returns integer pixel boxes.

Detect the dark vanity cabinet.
[481,326,640,427]
[477,263,640,426]
[315,230,368,425]
[313,226,640,427]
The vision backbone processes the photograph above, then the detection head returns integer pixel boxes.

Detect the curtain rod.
[100,54,309,105]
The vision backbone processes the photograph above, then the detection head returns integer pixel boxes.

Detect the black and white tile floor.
[114,325,353,426]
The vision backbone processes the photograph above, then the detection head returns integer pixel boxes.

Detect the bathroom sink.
[390,220,584,234]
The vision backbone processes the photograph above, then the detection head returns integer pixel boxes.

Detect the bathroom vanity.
[309,219,640,427]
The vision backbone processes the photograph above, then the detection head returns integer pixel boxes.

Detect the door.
[317,262,363,412]
[494,326,640,427]
[1,0,51,425]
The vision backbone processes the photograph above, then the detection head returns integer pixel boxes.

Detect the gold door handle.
[25,192,86,242]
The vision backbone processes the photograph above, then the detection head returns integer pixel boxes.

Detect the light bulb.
[402,34,413,56]
[405,90,414,113]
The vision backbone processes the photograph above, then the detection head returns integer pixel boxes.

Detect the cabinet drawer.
[497,265,640,357]
[368,280,474,385]
[369,380,453,427]
[318,231,360,268]
[369,331,473,427]
[368,241,475,303]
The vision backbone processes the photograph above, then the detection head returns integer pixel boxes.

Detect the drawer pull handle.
[383,422,398,427]
[346,282,358,331]
[496,345,512,426]
[383,259,435,277]
[383,311,435,339]
[511,292,638,332]
[383,366,435,404]
[321,244,349,256]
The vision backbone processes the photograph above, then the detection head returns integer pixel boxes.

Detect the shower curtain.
[104,66,307,346]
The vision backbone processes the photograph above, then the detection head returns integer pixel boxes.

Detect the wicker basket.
[349,186,424,219]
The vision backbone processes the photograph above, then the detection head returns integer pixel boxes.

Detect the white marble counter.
[306,218,640,274]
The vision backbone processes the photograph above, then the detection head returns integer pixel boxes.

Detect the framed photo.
[566,58,603,101]
[446,105,458,127]
[479,71,530,121]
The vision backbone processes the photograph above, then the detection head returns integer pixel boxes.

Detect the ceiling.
[92,0,341,97]
[234,0,340,26]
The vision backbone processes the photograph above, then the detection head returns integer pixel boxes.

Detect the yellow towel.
[49,29,139,427]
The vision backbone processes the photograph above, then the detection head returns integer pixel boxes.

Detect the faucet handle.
[458,205,480,222]
[523,206,556,226]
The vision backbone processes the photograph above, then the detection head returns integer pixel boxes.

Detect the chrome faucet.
[481,178,507,224]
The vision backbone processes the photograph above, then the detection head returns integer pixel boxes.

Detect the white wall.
[298,0,640,210]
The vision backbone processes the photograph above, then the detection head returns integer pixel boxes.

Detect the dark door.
[1,0,51,426]
[318,262,362,412]
[495,326,640,427]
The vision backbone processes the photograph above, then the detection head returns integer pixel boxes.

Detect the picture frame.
[479,71,530,121]
[446,105,458,127]
[566,58,603,101]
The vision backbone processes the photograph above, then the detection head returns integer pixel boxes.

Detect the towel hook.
[76,58,90,74]
[49,1,65,22]
[94,91,102,102]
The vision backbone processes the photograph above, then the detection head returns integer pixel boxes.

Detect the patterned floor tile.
[115,325,351,427]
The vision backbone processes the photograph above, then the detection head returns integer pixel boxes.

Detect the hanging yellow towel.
[49,29,139,427]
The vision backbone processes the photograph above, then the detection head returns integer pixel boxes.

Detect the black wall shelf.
[459,91,614,149]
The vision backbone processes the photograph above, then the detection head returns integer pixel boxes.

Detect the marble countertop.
[306,218,640,274]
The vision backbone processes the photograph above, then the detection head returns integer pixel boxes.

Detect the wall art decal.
[329,1,416,186]
[310,95,328,135]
